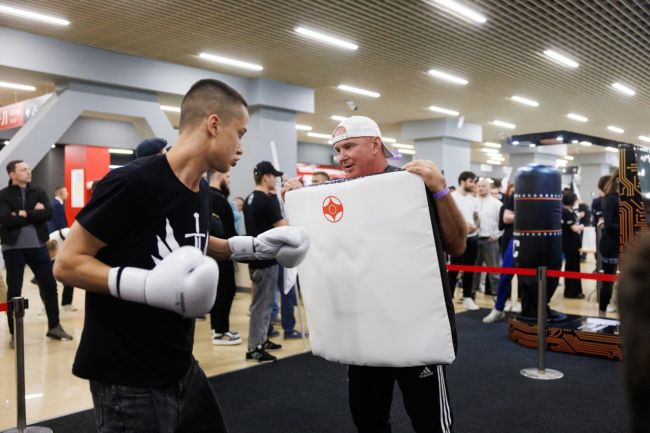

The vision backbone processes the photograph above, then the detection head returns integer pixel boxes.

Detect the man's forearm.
[436,195,467,256]
[207,236,232,261]
[53,254,111,294]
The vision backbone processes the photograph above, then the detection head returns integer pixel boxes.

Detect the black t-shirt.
[561,207,581,251]
[499,194,514,255]
[209,187,236,241]
[73,155,211,386]
[243,190,283,269]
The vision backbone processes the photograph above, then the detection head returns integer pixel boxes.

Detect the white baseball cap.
[331,116,393,158]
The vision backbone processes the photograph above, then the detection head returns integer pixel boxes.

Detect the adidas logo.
[419,366,434,379]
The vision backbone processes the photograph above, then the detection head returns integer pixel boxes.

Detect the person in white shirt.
[448,171,480,310]
[472,178,503,297]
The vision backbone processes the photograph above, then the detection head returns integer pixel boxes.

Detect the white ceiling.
[0,0,647,165]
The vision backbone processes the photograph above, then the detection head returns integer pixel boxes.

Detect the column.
[573,152,618,201]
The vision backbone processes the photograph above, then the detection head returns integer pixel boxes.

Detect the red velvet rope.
[0,303,6,312]
[446,264,618,282]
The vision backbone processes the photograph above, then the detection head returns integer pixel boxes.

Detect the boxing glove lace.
[108,246,219,318]
[228,226,310,268]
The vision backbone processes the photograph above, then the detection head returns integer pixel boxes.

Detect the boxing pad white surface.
[284,170,455,367]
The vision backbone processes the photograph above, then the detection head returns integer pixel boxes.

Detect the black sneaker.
[46,324,73,341]
[267,325,280,338]
[262,339,282,351]
[246,345,276,363]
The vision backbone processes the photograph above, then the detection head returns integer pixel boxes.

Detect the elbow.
[53,257,72,286]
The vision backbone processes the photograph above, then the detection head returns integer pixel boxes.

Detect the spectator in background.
[311,171,330,185]
[232,196,245,235]
[561,192,585,299]
[208,171,241,345]
[599,170,620,316]
[135,137,167,159]
[592,175,611,227]
[473,178,502,297]
[448,171,480,310]
[47,186,76,311]
[491,178,505,202]
[0,160,72,349]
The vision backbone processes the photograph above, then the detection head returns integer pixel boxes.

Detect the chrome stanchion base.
[3,427,53,433]
[520,368,564,380]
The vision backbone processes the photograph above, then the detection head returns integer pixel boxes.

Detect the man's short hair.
[312,171,330,181]
[53,185,66,195]
[598,175,611,192]
[179,79,248,131]
[6,160,23,174]
[562,192,577,207]
[458,171,477,185]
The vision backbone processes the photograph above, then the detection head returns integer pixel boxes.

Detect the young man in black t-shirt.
[54,79,309,433]
[282,116,466,433]
[243,160,287,362]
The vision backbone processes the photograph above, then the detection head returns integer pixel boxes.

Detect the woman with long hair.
[599,169,620,315]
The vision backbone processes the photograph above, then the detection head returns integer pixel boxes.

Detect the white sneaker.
[61,304,78,312]
[512,302,522,313]
[211,330,242,346]
[606,304,617,313]
[504,300,512,312]
[483,308,506,323]
[462,297,480,311]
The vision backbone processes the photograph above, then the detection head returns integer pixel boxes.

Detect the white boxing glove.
[228,226,310,268]
[49,228,71,247]
[108,246,219,318]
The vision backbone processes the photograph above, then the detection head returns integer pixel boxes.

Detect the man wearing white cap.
[283,116,466,433]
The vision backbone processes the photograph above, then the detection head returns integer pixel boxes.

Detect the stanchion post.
[520,267,564,380]
[4,297,53,433]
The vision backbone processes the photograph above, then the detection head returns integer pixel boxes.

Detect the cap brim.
[381,142,393,158]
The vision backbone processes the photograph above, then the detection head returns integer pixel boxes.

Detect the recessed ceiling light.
[331,115,348,122]
[529,143,536,147]
[556,159,568,166]
[579,141,592,147]
[382,137,397,143]
[484,142,501,148]
[392,143,414,149]
[607,125,624,134]
[491,120,516,129]
[109,148,134,155]
[0,81,36,91]
[295,124,312,131]
[486,160,502,165]
[427,69,468,85]
[611,82,635,96]
[543,49,579,68]
[510,95,539,107]
[294,27,358,50]
[605,147,618,153]
[639,136,650,143]
[199,52,263,71]
[429,105,460,116]
[567,113,588,122]
[571,140,579,144]
[398,148,416,155]
[481,148,500,154]
[564,155,575,160]
[0,4,69,26]
[337,84,380,98]
[160,105,180,113]
[512,140,519,145]
[428,0,487,24]
[307,132,331,140]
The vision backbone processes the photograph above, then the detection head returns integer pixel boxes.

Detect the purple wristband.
[433,186,449,199]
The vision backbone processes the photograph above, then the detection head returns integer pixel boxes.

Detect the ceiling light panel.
[543,49,579,68]
[160,105,180,113]
[295,124,312,131]
[429,105,460,116]
[427,0,487,24]
[607,125,624,134]
[294,27,358,50]
[484,142,501,148]
[0,4,69,26]
[0,81,36,91]
[639,136,650,143]
[567,113,588,122]
[491,120,516,129]
[198,52,263,71]
[611,82,635,96]
[510,95,539,107]
[307,132,331,139]
[427,69,468,85]
[331,115,348,122]
[337,84,380,98]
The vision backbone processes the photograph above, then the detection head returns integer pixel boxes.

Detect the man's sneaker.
[46,324,73,341]
[284,329,303,339]
[262,340,282,351]
[267,326,280,338]
[246,345,276,363]
[504,300,512,312]
[211,330,241,346]
[606,304,617,313]
[483,308,506,323]
[512,301,522,314]
[462,297,480,311]
[61,304,78,312]
[8,336,14,350]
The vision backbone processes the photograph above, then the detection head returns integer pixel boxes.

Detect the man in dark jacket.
[0,160,72,349]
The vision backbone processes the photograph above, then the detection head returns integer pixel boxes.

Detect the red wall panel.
[64,145,110,223]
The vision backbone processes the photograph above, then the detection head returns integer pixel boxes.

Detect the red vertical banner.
[64,145,110,223]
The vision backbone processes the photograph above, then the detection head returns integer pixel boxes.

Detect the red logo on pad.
[322,196,344,223]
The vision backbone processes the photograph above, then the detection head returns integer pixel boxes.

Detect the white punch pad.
[284,170,455,367]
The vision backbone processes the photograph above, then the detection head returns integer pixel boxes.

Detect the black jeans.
[599,259,618,312]
[4,246,59,334]
[210,260,236,334]
[563,248,583,298]
[348,365,453,433]
[447,236,478,298]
